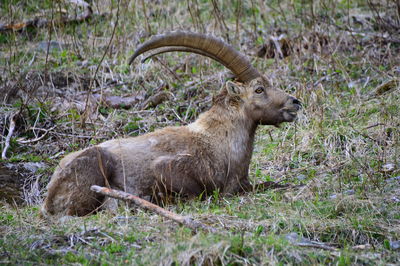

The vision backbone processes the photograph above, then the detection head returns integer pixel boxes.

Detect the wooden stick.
[17,125,57,144]
[90,185,217,233]
[295,242,337,251]
[1,114,16,160]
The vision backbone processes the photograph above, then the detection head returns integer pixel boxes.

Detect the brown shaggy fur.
[41,77,300,217]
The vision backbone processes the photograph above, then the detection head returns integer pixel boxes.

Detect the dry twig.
[295,242,337,251]
[90,185,217,233]
[1,113,17,160]
[16,125,57,144]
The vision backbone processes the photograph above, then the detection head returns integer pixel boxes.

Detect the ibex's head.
[129,31,301,126]
[224,77,301,125]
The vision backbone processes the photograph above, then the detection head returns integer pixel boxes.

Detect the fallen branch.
[1,113,17,160]
[90,185,217,233]
[295,242,337,251]
[0,0,92,33]
[286,232,337,251]
[17,125,57,144]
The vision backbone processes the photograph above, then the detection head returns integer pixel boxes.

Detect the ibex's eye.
[255,87,264,94]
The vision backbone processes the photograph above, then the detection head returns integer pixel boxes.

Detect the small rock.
[390,240,400,250]
[296,174,306,181]
[386,176,400,183]
[344,189,355,195]
[390,196,400,203]
[22,162,46,173]
[329,194,337,199]
[348,81,357,88]
[382,163,395,172]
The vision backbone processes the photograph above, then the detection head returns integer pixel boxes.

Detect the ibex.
[41,31,301,217]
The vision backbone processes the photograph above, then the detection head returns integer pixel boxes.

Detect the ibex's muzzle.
[280,96,301,123]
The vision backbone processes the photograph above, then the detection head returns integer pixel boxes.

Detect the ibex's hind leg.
[41,147,115,217]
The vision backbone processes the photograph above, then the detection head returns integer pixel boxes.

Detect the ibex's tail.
[41,147,115,217]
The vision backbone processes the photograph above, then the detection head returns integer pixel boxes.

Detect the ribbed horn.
[140,47,222,64]
[128,31,260,83]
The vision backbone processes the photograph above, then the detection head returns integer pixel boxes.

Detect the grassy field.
[1,0,399,264]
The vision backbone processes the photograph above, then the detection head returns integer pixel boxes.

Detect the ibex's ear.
[225,81,242,96]
[260,75,272,87]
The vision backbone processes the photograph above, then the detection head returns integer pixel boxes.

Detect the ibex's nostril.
[292,98,301,106]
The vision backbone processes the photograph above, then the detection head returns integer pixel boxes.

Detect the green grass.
[1,185,398,264]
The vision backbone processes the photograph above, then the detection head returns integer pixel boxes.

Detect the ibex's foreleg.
[41,147,115,217]
[152,155,214,201]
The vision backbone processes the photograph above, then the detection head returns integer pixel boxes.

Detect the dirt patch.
[0,163,24,205]
[0,162,46,206]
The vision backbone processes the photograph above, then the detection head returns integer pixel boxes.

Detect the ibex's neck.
[188,104,258,163]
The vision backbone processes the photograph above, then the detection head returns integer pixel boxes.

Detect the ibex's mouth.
[281,107,300,122]
[285,111,298,122]
[280,96,301,122]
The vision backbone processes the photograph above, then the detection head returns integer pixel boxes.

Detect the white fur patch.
[188,122,204,133]
[148,137,158,146]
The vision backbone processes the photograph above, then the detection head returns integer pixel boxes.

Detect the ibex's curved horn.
[129,31,260,83]
[140,46,222,64]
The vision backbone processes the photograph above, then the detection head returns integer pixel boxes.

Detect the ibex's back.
[41,32,300,217]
